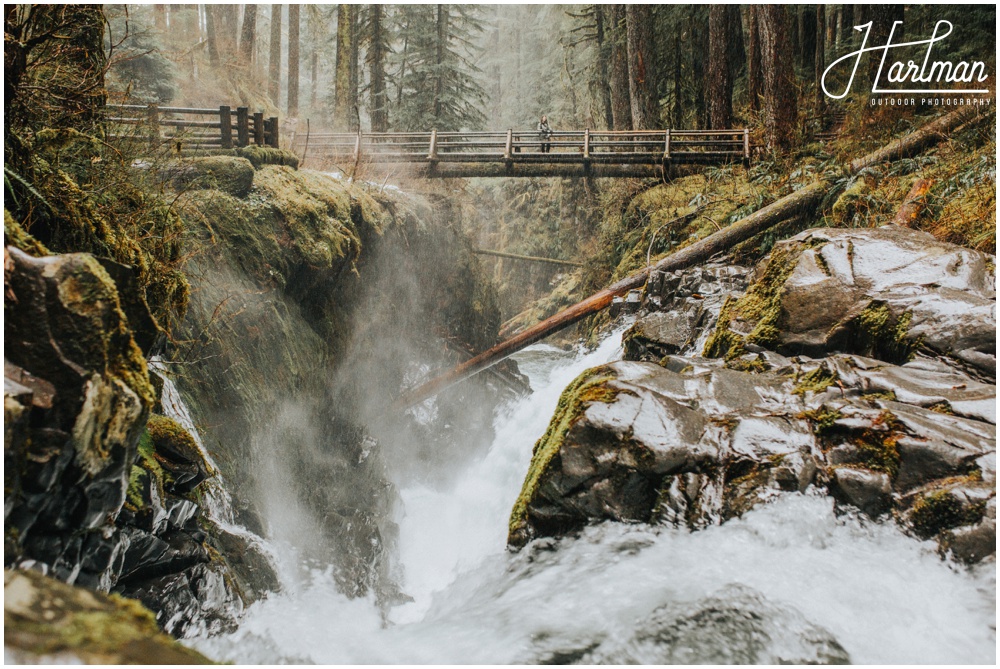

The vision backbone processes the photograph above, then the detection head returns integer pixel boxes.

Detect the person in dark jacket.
[537,115,552,153]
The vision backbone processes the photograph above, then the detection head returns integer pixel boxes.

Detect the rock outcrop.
[4,247,155,589]
[4,568,213,664]
[511,227,996,563]
[5,245,277,637]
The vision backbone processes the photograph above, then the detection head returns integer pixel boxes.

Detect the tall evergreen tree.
[706,5,733,129]
[333,4,353,131]
[240,5,258,63]
[626,4,659,129]
[364,4,390,132]
[608,5,631,130]
[392,5,487,131]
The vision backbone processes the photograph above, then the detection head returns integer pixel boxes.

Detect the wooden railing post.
[253,111,264,146]
[428,129,438,161]
[743,129,750,162]
[583,128,590,159]
[352,131,361,163]
[268,116,279,148]
[219,105,233,149]
[236,107,249,147]
[504,128,513,160]
[664,129,671,161]
[147,104,160,149]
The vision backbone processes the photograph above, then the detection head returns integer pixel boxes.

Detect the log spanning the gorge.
[392,106,983,409]
[471,249,583,268]
[295,129,750,178]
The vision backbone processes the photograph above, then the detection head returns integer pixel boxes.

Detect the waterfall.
[187,332,996,664]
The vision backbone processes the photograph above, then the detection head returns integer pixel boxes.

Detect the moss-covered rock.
[233,145,300,169]
[166,156,255,197]
[4,247,154,589]
[4,568,214,664]
[703,226,996,373]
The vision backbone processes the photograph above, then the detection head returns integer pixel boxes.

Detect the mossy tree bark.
[626,4,659,129]
[707,5,734,130]
[758,4,798,152]
[287,4,300,116]
[745,5,762,114]
[268,4,282,103]
[333,4,353,131]
[366,5,388,132]
[608,5,632,131]
[240,4,257,64]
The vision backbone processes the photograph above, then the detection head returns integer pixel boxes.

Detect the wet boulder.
[704,226,996,376]
[4,568,213,664]
[507,361,823,548]
[594,585,851,664]
[4,247,155,589]
[510,351,996,562]
[164,156,255,198]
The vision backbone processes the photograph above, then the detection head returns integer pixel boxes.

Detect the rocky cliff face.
[510,226,996,563]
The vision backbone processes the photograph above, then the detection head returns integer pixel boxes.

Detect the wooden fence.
[294,129,750,167]
[105,104,279,151]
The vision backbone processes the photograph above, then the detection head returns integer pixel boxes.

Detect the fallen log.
[471,249,583,268]
[891,178,933,228]
[392,107,983,409]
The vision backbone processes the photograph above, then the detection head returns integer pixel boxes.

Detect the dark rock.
[599,585,851,664]
[829,467,893,517]
[4,246,154,587]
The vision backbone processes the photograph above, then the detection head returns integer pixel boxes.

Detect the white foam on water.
[189,330,996,664]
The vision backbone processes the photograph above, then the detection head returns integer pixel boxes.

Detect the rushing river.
[188,332,996,664]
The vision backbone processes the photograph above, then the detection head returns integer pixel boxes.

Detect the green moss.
[169,156,254,197]
[852,410,904,477]
[800,407,844,436]
[910,489,988,539]
[725,354,769,373]
[704,245,801,359]
[793,363,838,396]
[927,400,954,415]
[4,210,50,256]
[233,145,300,170]
[146,414,205,469]
[853,302,921,364]
[4,569,214,663]
[508,367,621,545]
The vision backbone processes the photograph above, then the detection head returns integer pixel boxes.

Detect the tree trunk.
[707,6,733,130]
[626,4,659,129]
[690,6,708,128]
[206,6,219,67]
[215,4,238,58]
[746,6,762,114]
[799,6,815,74]
[815,5,826,110]
[349,3,359,131]
[758,5,797,152]
[368,4,388,132]
[594,5,614,130]
[433,5,447,125]
[240,4,257,63]
[153,4,167,31]
[608,5,631,130]
[268,4,282,103]
[287,4,300,116]
[672,22,682,129]
[333,4,352,131]
[311,50,318,108]
[726,5,745,83]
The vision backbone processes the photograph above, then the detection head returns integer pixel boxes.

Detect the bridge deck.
[294,129,750,178]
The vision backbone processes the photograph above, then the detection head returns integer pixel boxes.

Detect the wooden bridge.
[294,129,751,178]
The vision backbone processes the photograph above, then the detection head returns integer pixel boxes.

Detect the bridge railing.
[104,104,280,151]
[294,128,750,165]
